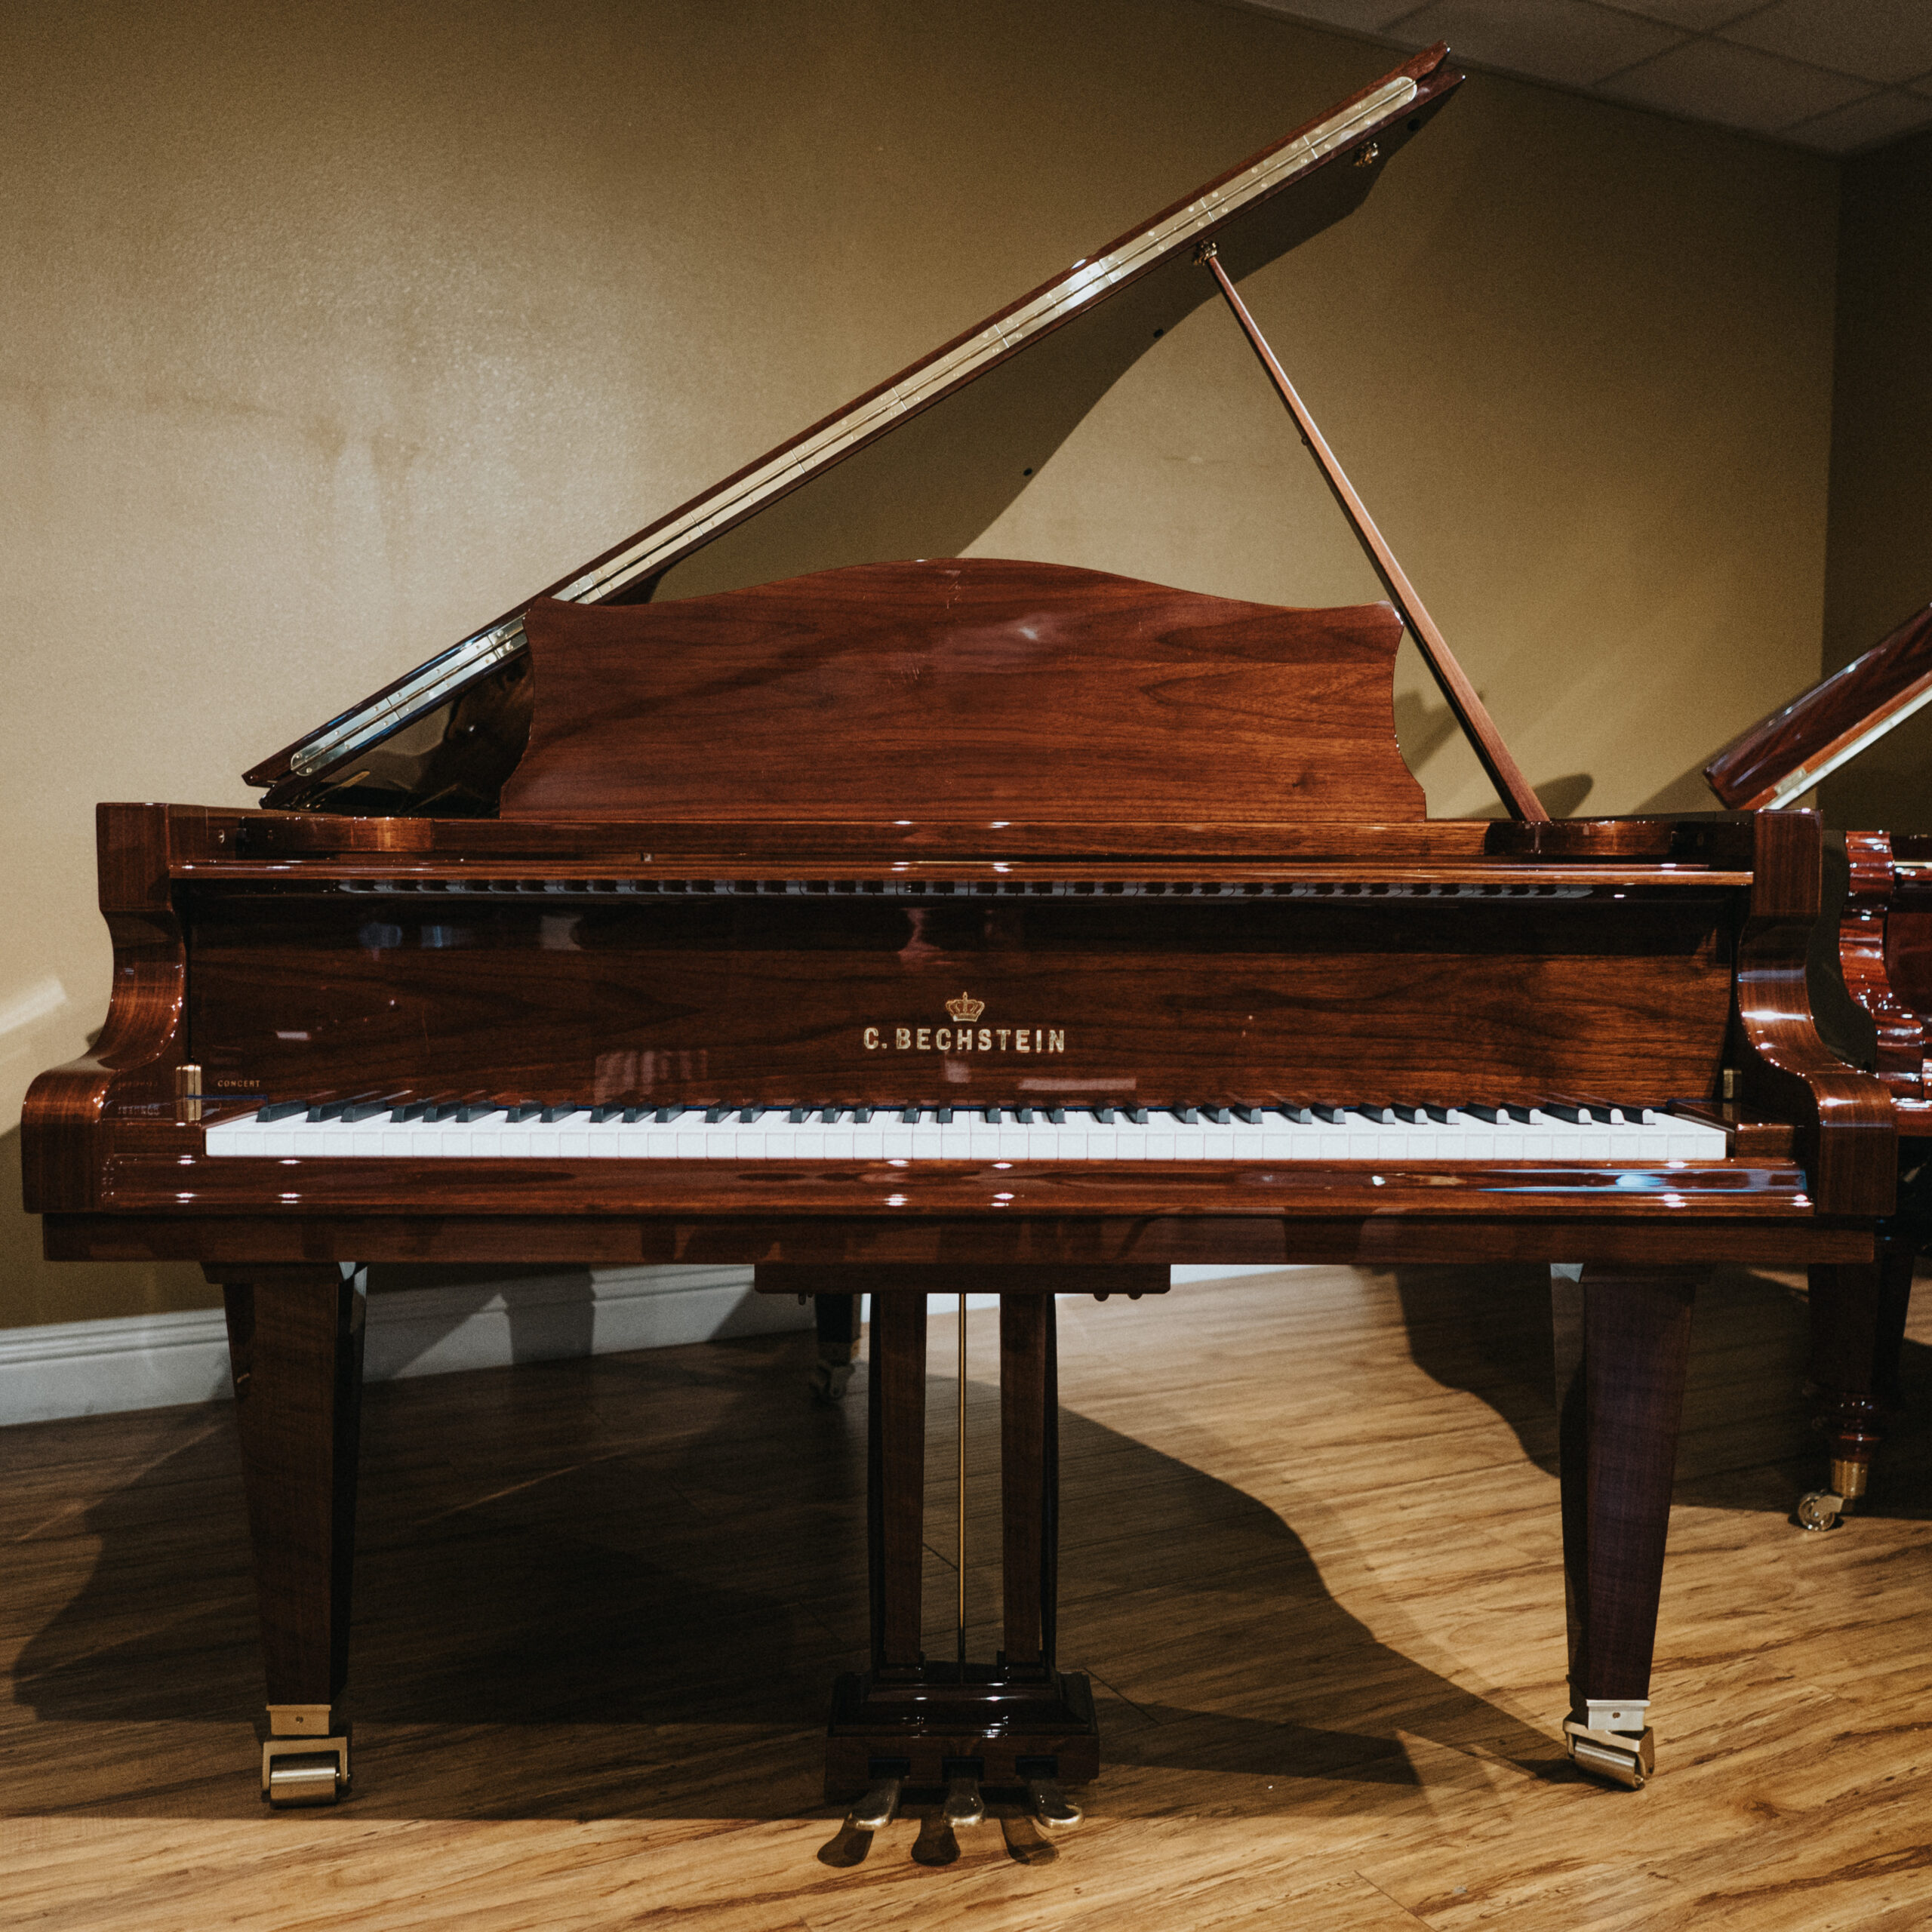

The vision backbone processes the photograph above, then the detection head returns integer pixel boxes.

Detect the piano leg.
[1551,1263,1697,1789]
[212,1263,365,1807]
[811,1291,862,1404]
[1802,1230,1917,1530]
[823,1277,1098,1807]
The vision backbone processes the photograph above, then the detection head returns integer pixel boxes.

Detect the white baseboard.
[0,1263,1296,1428]
[0,1266,803,1428]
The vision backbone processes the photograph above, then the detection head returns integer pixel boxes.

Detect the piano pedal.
[910,1813,962,1866]
[843,1771,903,1835]
[941,1761,987,1829]
[1022,1773,1083,1832]
[1563,1704,1654,1789]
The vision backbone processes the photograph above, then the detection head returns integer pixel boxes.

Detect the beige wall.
[0,0,1840,1327]
[1819,126,1932,834]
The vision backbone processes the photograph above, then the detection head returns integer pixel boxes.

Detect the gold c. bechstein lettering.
[858,997,1070,1054]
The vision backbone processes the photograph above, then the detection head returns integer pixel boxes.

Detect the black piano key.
[655,1106,681,1123]
[342,1102,398,1123]
[258,1100,308,1123]
[900,1106,920,1123]
[505,1104,540,1124]
[1232,1106,1260,1124]
[1048,1107,1066,1124]
[852,1107,874,1124]
[788,1107,808,1124]
[819,1106,842,1124]
[1169,1107,1197,1124]
[1204,1107,1231,1124]
[1091,1107,1116,1124]
[450,1103,491,1123]
[389,1101,432,1123]
[617,1106,648,1123]
[1541,1104,1583,1123]
[738,1106,763,1123]
[1422,1106,1453,1123]
[1014,1108,1035,1124]
[1503,1106,1537,1124]
[983,1107,1003,1124]
[544,1106,586,1124]
[588,1106,624,1123]
[935,1109,953,1124]
[1124,1108,1149,1124]
[1460,1106,1501,1123]
[1310,1106,1346,1124]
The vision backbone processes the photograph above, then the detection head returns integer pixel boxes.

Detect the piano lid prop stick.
[1195,242,1548,823]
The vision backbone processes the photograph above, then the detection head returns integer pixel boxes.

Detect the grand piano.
[1706,603,1932,1528]
[22,44,1896,1826]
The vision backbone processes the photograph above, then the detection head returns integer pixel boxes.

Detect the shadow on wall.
[7,1327,1558,1821]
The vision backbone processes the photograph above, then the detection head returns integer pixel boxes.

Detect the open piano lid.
[1705,603,1932,811]
[247,45,1463,817]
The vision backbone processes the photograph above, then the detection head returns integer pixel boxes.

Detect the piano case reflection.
[20,40,1895,1821]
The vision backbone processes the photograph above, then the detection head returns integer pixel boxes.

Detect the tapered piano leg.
[212,1263,365,1806]
[1802,1231,1917,1529]
[1550,1262,1697,1788]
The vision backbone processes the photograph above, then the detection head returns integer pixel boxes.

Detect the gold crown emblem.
[946,990,986,1023]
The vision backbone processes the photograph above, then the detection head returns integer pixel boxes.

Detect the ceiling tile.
[1597,35,1871,131]
[1385,0,1683,87]
[1238,0,1417,29]
[1722,0,1932,88]
[1783,87,1932,151]
[1604,1,1764,27]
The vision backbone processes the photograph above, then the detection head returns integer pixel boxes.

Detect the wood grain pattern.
[1704,602,1932,808]
[215,1265,364,1714]
[1552,1264,1697,1707]
[6,1266,1931,1930]
[503,565,1422,823]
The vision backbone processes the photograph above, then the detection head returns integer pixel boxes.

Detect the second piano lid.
[1705,601,1932,811]
[246,44,1463,820]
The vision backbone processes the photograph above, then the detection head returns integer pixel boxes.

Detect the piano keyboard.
[205,1103,1730,1163]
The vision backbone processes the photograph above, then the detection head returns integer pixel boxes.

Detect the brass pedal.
[844,1774,903,1835]
[1023,1774,1083,1832]
[942,1764,986,1829]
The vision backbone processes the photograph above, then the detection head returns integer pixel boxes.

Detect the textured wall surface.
[1819,127,1932,834]
[0,0,1840,1326]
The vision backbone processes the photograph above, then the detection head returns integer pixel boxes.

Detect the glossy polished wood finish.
[1552,1264,1695,1709]
[506,565,1421,824]
[216,1266,365,1713]
[1705,603,1932,809]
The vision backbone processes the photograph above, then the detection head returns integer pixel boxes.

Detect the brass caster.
[1024,1774,1082,1832]
[844,1774,903,1835]
[262,1734,350,1807]
[811,1358,856,1404]
[1564,1718,1653,1789]
[1797,1490,1845,1532]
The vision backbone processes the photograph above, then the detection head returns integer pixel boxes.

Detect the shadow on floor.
[8,1322,1555,1820]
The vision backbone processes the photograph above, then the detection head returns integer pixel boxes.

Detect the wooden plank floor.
[4,1263,1930,1930]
